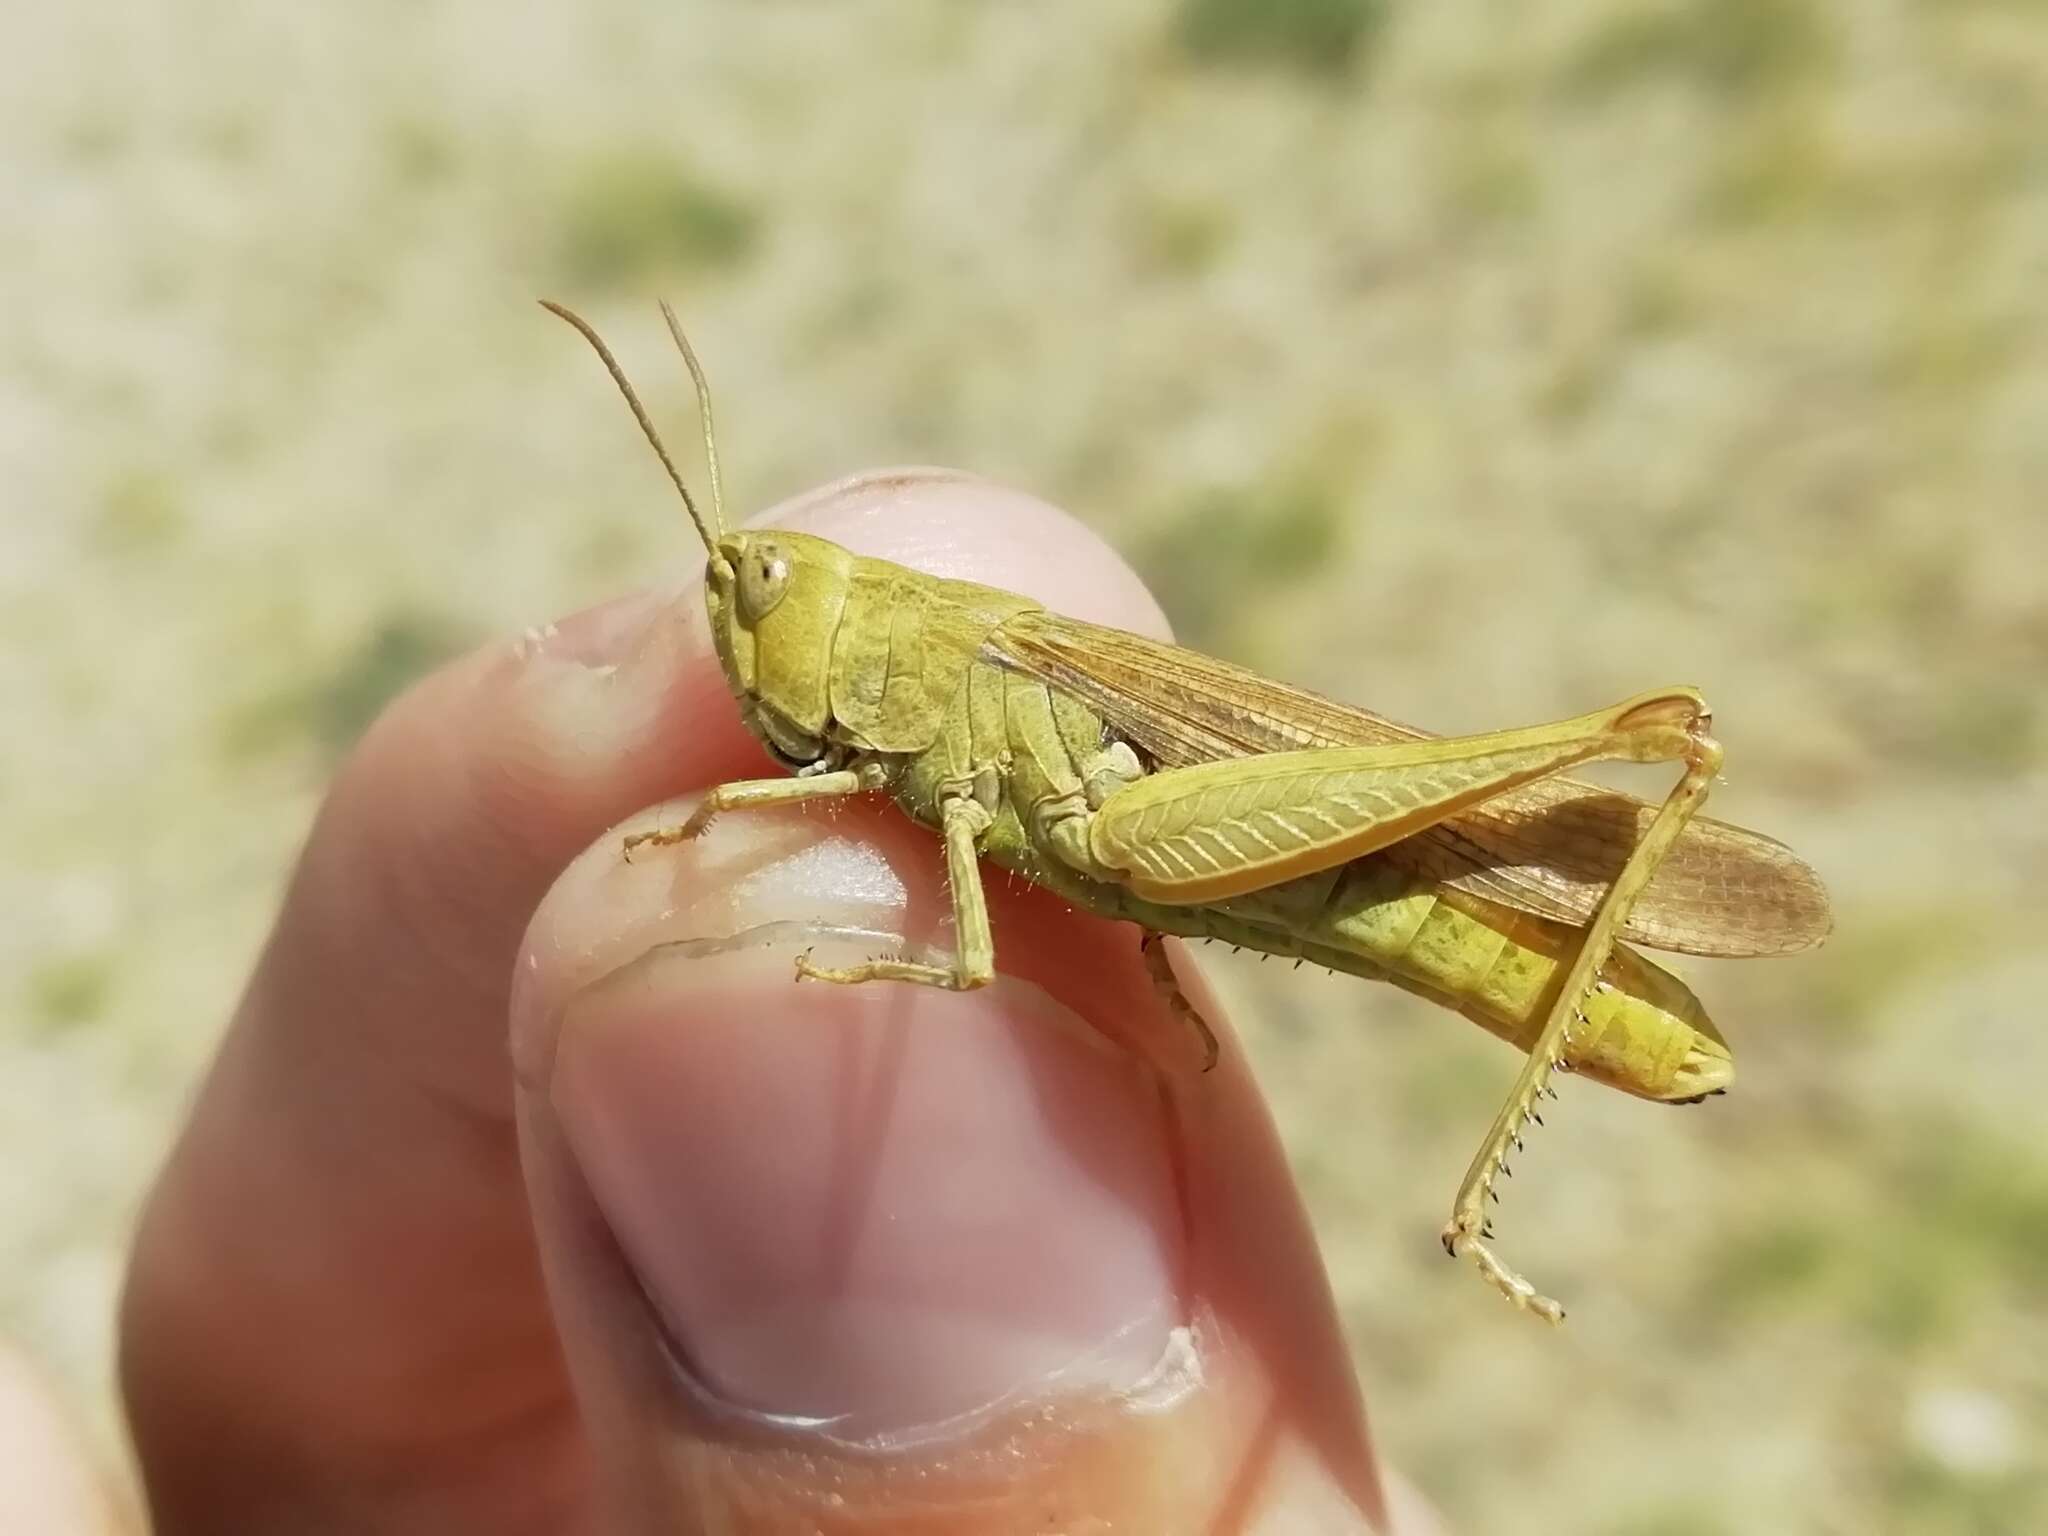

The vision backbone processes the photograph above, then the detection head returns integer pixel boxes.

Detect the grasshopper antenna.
[538,299,723,552]
[659,300,725,538]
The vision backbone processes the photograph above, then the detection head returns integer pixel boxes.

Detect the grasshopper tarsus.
[620,824,691,861]
[795,946,989,992]
[1441,1218,1568,1324]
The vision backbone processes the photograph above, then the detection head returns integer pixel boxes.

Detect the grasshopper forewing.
[544,301,1833,1324]
[981,615,1831,959]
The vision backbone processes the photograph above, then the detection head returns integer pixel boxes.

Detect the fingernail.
[549,909,1190,1445]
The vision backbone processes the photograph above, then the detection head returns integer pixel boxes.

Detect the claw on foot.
[622,807,718,863]
[621,827,685,861]
[794,949,865,985]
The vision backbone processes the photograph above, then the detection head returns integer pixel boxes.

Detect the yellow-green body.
[729,540,1728,1104]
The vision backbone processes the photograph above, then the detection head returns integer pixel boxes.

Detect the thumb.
[511,789,1389,1533]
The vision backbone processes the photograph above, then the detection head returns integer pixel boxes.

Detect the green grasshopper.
[544,301,1832,1323]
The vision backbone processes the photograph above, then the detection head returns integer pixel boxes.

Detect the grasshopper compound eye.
[736,543,792,623]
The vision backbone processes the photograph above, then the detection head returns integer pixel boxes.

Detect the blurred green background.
[4,1,2045,1529]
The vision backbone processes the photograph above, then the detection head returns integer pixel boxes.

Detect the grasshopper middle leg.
[796,793,996,991]
[1140,932,1220,1072]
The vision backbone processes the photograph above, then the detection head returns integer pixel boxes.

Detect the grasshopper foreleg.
[621,765,884,859]
[795,793,996,991]
[1440,707,1724,1324]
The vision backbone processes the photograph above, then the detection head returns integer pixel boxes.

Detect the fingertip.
[515,800,1385,1532]
[504,469,1382,1529]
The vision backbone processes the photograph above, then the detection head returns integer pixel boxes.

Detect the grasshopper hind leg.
[1442,707,1724,1324]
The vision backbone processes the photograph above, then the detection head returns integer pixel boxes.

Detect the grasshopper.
[543,301,1832,1323]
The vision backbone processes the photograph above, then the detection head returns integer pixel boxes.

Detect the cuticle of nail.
[637,1276,1205,1457]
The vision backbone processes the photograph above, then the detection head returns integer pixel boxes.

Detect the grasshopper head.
[704,529,856,767]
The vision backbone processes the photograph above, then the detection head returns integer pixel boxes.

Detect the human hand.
[118,471,1405,1533]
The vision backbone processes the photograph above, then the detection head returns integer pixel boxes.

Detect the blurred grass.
[1565,0,1835,101]
[1173,0,1389,78]
[555,149,762,289]
[26,953,115,1038]
[1131,475,1346,655]
[222,611,475,765]
[93,467,186,558]
[5,1,2046,1530]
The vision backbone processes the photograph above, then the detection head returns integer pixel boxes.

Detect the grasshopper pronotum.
[544,301,1832,1323]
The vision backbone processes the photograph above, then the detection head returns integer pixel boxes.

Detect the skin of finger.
[513,829,1382,1510]
[117,471,1269,1532]
[516,805,1386,1532]
[0,1345,134,1536]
